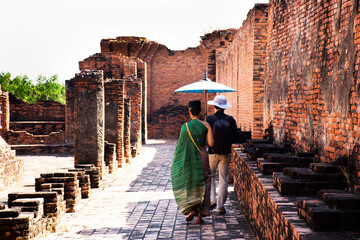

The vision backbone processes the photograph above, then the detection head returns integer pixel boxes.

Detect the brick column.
[116,80,125,167]
[73,71,105,177]
[125,79,142,154]
[124,98,131,163]
[104,79,125,168]
[0,90,9,137]
[65,79,75,143]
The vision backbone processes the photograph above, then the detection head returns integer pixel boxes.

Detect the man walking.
[207,95,238,214]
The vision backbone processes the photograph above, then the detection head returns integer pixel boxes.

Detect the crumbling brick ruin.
[96,33,235,138]
[0,87,23,192]
[2,0,360,239]
[217,4,268,139]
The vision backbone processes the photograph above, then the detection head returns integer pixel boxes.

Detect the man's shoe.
[218,208,226,215]
[210,202,217,210]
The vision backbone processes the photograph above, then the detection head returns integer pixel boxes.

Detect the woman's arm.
[204,122,214,147]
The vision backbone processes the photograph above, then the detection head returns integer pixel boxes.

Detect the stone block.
[310,163,341,174]
[247,139,269,146]
[0,208,21,218]
[320,190,360,210]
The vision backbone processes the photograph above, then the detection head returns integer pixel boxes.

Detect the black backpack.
[212,116,232,154]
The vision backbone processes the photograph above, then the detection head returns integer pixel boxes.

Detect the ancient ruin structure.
[94,33,235,138]
[2,0,360,239]
[216,4,268,139]
[0,87,23,191]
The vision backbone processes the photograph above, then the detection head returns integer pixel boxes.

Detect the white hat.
[208,95,231,109]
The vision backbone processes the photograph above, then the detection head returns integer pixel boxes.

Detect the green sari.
[171,119,208,215]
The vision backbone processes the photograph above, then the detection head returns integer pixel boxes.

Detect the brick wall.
[265,0,360,191]
[216,4,268,139]
[99,32,236,138]
[9,94,65,121]
[0,136,23,191]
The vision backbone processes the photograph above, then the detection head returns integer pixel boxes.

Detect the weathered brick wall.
[3,93,66,147]
[9,94,65,121]
[148,46,207,138]
[100,33,236,138]
[216,4,268,139]
[0,136,23,191]
[6,130,66,145]
[9,122,65,135]
[265,0,360,191]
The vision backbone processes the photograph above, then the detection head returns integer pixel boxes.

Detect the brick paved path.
[11,139,256,239]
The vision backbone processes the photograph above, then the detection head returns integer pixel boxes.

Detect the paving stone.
[2,140,256,239]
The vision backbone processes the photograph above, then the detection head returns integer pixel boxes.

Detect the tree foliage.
[0,72,65,104]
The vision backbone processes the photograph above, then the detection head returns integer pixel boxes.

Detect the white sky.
[0,0,268,82]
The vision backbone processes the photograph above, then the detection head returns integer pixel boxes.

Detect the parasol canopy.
[174,72,236,94]
[174,71,236,119]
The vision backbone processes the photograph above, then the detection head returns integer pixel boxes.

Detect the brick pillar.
[125,79,142,155]
[104,79,125,168]
[0,90,9,137]
[104,141,116,173]
[117,80,125,167]
[137,61,147,144]
[73,71,105,177]
[124,98,131,163]
[65,79,75,143]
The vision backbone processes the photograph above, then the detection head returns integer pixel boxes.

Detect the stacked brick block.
[1,163,103,239]
[216,4,268,139]
[8,192,66,232]
[232,146,359,239]
[297,189,360,231]
[0,207,46,240]
[265,0,360,191]
[74,164,101,189]
[35,172,81,213]
[68,168,91,198]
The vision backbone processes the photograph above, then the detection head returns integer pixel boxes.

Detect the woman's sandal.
[195,212,204,224]
[185,210,197,221]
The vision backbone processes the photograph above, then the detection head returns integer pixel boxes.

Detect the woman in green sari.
[171,100,214,224]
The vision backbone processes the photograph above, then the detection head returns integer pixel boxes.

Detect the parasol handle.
[204,90,207,121]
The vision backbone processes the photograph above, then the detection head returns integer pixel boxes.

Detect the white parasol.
[174,71,236,118]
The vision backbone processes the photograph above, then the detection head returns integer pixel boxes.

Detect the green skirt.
[171,119,208,215]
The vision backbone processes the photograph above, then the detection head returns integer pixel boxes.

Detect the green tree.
[0,72,65,104]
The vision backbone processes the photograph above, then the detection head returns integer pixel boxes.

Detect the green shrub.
[0,72,65,104]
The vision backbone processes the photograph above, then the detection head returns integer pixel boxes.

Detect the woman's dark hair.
[189,100,201,116]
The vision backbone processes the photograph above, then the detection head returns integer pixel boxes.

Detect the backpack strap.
[186,122,208,158]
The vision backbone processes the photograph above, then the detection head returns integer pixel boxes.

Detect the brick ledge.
[233,149,359,240]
